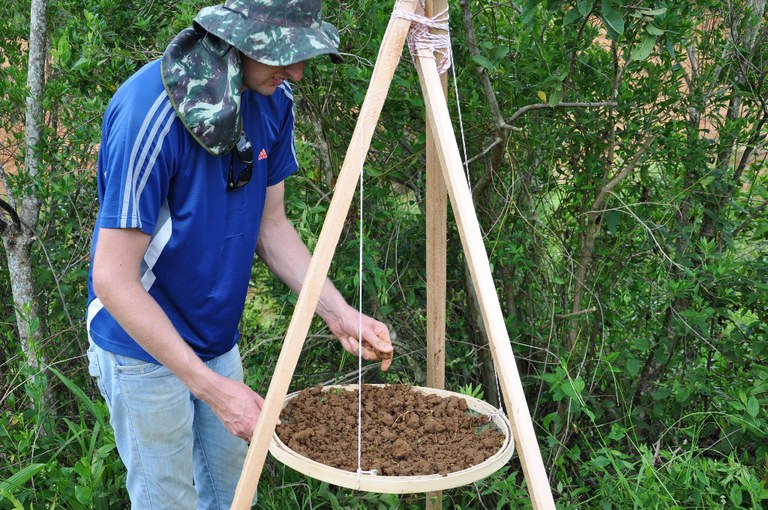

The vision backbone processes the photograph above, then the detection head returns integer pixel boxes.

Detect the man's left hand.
[328,306,394,371]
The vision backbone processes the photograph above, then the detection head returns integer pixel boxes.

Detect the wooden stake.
[414,47,557,510]
[425,0,447,407]
[230,1,418,507]
[424,0,448,508]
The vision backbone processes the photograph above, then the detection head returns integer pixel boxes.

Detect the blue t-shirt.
[86,59,298,363]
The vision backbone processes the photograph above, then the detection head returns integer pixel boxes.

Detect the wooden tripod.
[231,1,556,508]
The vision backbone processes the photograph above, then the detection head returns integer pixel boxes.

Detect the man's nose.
[285,62,304,82]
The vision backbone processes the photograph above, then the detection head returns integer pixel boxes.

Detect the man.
[85,1,393,508]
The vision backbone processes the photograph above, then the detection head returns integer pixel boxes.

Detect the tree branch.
[733,110,767,182]
[592,135,655,214]
[732,199,768,240]
[459,0,505,129]
[507,101,617,125]
[466,136,501,165]
[0,198,21,227]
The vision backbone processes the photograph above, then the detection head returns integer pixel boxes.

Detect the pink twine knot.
[396,1,452,73]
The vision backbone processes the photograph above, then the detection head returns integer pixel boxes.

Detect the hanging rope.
[448,47,473,186]
[356,118,377,486]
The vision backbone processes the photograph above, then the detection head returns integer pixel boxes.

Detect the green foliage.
[256,463,532,510]
[0,364,126,508]
[2,0,767,508]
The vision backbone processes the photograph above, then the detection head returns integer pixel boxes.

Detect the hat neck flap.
[161,27,243,156]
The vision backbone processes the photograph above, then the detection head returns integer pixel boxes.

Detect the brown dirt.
[275,384,505,477]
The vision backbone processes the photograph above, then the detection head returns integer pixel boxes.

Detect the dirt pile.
[275,384,505,476]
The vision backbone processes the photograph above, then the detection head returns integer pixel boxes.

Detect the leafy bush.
[2,0,767,508]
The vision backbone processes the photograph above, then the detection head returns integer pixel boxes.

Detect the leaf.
[49,366,107,426]
[523,0,544,14]
[561,376,585,401]
[0,463,46,497]
[638,7,667,16]
[600,4,625,36]
[72,56,89,72]
[577,0,595,16]
[95,443,116,459]
[573,377,585,394]
[0,490,24,510]
[593,455,611,468]
[537,90,547,103]
[665,38,677,58]
[492,46,510,65]
[729,484,743,507]
[626,357,641,377]
[75,485,93,505]
[56,33,71,66]
[472,54,495,73]
[548,88,564,107]
[543,411,562,434]
[746,396,760,417]
[675,387,691,403]
[564,7,583,25]
[646,24,664,36]
[559,381,576,400]
[631,35,656,61]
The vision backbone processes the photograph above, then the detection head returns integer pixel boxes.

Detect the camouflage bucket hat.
[161,0,341,155]
[161,27,243,155]
[194,0,343,66]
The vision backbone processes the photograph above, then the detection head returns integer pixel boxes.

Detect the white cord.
[446,41,505,416]
[449,46,473,187]
[356,118,377,486]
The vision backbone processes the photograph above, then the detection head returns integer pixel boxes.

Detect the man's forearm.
[96,279,219,398]
[256,215,348,323]
[91,227,219,399]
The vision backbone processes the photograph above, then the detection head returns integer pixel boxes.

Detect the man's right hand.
[198,374,266,441]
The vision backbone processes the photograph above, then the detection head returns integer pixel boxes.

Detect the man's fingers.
[340,326,394,370]
[339,336,358,356]
[367,330,393,360]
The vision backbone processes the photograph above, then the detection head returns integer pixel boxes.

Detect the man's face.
[241,56,304,96]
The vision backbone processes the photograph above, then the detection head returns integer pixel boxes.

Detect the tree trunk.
[2,229,42,368]
[0,0,48,371]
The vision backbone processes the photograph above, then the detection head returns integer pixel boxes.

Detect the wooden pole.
[424,0,448,508]
[230,1,418,507]
[413,47,558,510]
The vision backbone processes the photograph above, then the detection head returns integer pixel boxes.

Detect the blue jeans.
[87,342,251,509]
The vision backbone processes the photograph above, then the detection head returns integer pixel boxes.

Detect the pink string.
[396,1,452,74]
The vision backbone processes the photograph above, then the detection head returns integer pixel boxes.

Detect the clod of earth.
[373,348,393,360]
[276,384,505,476]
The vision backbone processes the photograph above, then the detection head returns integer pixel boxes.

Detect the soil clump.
[275,384,505,476]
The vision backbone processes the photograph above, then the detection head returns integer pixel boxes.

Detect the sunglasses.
[227,131,254,191]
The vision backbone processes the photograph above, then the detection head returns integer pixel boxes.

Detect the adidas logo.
[258,148,268,161]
